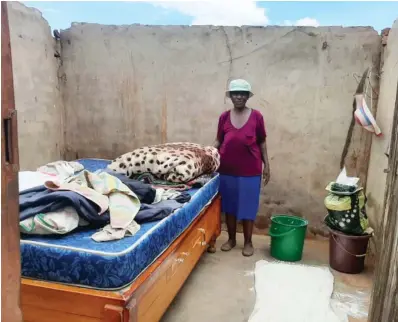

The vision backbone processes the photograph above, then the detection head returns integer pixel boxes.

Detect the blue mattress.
[20,159,219,290]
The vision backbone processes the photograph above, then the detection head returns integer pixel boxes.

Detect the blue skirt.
[219,174,261,221]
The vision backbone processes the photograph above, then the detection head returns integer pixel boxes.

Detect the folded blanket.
[107,142,220,183]
[130,173,192,190]
[189,174,214,188]
[154,188,191,204]
[135,200,184,224]
[20,207,89,235]
[130,172,214,191]
[103,169,190,203]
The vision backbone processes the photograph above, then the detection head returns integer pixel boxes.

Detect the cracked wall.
[60,24,381,234]
[7,1,386,234]
[8,2,64,170]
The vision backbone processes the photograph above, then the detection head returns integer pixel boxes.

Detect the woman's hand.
[262,164,270,186]
[259,141,270,186]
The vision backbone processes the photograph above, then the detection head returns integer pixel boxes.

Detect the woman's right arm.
[214,139,221,150]
[214,114,224,150]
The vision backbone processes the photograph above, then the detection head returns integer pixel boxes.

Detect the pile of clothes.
[19,142,218,243]
[19,160,194,242]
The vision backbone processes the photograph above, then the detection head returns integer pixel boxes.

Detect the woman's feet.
[221,239,254,256]
[221,239,236,251]
[221,216,254,255]
[242,242,254,257]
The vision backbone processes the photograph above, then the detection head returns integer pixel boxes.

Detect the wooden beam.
[1,2,23,322]
[368,81,398,321]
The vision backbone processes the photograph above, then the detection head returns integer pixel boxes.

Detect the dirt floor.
[162,232,374,322]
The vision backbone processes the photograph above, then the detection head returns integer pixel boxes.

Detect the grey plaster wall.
[60,23,381,234]
[8,2,63,170]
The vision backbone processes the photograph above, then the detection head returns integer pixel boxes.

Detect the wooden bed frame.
[20,196,221,322]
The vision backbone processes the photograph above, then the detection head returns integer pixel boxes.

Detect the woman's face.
[230,91,249,109]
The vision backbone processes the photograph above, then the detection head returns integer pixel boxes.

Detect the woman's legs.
[221,213,237,251]
[242,220,254,256]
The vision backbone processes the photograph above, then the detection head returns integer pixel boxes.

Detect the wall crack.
[220,26,233,104]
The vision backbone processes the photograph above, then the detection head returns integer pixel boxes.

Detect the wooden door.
[368,82,398,321]
[1,2,23,322]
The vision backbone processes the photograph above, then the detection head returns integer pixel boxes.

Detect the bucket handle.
[332,234,367,258]
[269,228,296,238]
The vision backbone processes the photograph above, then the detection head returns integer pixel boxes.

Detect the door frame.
[1,2,23,322]
[368,81,398,321]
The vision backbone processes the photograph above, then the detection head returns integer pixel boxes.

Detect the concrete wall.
[8,2,63,170]
[366,20,398,248]
[60,24,381,234]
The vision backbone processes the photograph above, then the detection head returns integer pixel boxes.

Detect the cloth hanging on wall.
[354,94,382,136]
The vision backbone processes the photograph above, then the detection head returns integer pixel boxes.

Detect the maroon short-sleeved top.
[217,109,266,177]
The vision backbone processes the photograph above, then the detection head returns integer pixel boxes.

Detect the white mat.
[249,260,344,322]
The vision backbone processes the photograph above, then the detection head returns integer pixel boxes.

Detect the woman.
[214,79,270,257]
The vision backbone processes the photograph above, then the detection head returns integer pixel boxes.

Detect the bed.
[20,159,222,322]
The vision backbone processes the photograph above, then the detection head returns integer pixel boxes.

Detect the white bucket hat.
[226,79,254,98]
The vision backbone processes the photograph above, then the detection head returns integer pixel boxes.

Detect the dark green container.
[269,215,308,262]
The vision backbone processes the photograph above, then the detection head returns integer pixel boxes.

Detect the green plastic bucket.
[269,215,308,262]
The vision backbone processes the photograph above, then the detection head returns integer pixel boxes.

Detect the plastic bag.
[324,168,369,235]
[335,167,359,187]
[324,190,369,235]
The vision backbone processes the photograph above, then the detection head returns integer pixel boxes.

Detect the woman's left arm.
[260,140,270,186]
[257,113,270,186]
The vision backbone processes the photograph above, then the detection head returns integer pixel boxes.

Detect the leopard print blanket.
[107,142,220,183]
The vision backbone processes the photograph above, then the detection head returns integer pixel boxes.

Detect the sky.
[22,1,398,32]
